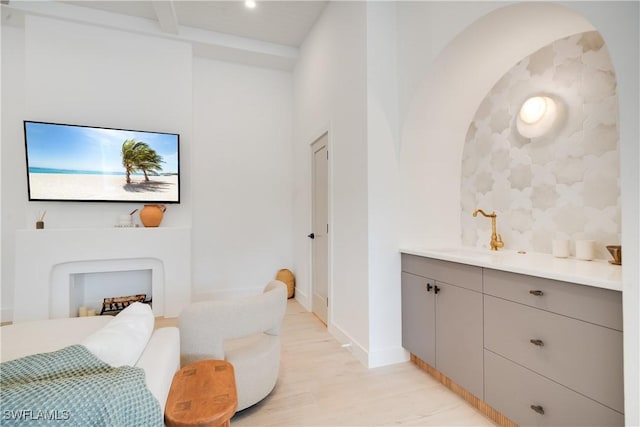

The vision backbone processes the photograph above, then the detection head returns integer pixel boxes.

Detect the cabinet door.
[401,272,435,365]
[435,282,484,398]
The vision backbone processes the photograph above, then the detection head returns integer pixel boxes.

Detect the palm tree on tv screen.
[121,139,164,183]
[138,145,164,181]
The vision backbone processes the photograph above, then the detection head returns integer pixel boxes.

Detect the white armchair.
[178,280,287,411]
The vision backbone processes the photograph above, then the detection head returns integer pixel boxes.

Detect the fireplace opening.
[49,258,164,319]
[70,269,152,317]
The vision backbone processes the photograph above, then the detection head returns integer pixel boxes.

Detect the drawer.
[483,268,622,330]
[484,295,624,413]
[401,254,482,292]
[484,350,624,426]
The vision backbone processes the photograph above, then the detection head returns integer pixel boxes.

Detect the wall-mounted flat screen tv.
[24,121,180,203]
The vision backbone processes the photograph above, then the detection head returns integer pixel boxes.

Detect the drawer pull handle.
[530,405,545,415]
[434,285,440,294]
[530,339,545,347]
[426,283,433,292]
[529,290,544,296]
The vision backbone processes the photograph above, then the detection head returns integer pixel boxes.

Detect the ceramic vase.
[140,205,166,227]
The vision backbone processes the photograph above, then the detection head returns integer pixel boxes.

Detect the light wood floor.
[221,299,496,426]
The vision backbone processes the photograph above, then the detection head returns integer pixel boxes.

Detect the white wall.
[396,2,639,424]
[1,24,25,322]
[292,1,370,363]
[1,15,193,321]
[23,16,193,228]
[0,22,5,322]
[574,3,640,424]
[396,1,501,130]
[366,2,406,367]
[191,57,293,298]
[1,14,297,319]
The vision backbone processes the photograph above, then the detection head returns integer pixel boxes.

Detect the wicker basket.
[275,268,295,299]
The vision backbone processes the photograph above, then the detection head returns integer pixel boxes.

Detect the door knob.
[307,233,315,239]
[426,283,433,292]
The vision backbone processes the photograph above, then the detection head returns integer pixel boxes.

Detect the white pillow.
[81,302,154,367]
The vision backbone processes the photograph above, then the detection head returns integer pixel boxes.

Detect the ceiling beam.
[3,1,299,71]
[151,1,179,35]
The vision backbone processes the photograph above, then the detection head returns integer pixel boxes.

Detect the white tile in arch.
[461,31,620,259]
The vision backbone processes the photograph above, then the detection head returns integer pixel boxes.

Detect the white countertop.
[401,247,622,292]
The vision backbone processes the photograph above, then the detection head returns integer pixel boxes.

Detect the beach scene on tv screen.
[25,122,179,202]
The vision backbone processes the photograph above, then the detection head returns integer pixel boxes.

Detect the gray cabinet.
[401,271,435,365]
[484,295,624,413]
[401,255,484,398]
[435,281,483,398]
[485,350,624,426]
[402,254,482,291]
[483,269,624,424]
[401,252,624,427]
[483,269,622,330]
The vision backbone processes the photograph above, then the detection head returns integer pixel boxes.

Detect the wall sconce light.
[516,95,559,138]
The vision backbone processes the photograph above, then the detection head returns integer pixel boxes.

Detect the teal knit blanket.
[0,345,163,426]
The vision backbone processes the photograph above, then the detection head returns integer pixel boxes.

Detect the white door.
[311,134,329,324]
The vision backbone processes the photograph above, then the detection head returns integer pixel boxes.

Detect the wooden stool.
[165,360,238,427]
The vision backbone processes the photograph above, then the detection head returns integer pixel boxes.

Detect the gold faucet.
[473,209,504,251]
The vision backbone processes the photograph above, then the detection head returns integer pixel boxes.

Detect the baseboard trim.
[368,345,409,368]
[328,322,368,367]
[1,307,14,324]
[293,290,310,311]
[410,354,518,427]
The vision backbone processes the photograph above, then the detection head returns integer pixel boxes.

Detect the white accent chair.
[178,280,287,411]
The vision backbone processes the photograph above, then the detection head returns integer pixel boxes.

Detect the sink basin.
[430,247,497,262]
[437,247,493,256]
[426,247,530,261]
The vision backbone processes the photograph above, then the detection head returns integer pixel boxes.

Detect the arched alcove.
[399,2,602,249]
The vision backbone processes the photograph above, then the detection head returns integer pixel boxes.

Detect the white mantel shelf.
[14,227,191,323]
[401,247,622,292]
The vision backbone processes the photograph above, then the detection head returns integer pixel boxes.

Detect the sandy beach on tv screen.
[29,173,179,201]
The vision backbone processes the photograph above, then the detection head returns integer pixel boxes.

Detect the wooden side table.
[165,360,238,427]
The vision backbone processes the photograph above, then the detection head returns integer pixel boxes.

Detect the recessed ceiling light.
[245,0,257,9]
